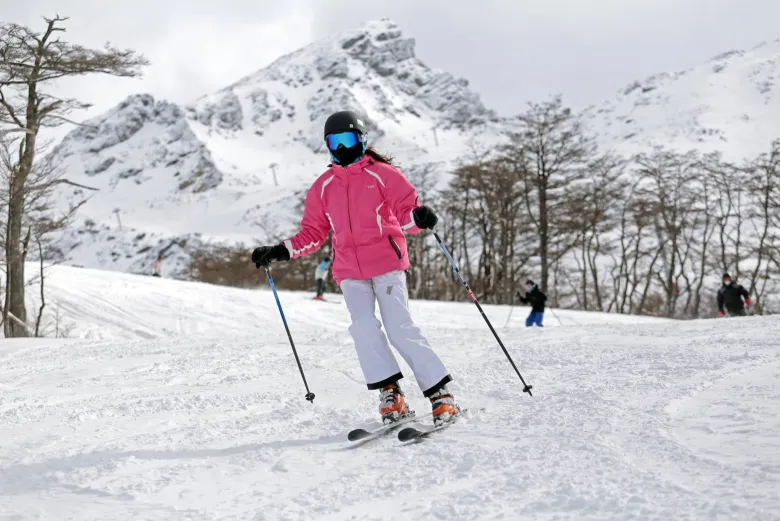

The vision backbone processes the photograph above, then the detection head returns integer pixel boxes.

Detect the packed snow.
[1,266,778,520]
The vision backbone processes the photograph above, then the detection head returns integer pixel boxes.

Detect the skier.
[152,255,162,277]
[251,110,459,426]
[314,256,330,300]
[717,273,751,317]
[517,279,546,327]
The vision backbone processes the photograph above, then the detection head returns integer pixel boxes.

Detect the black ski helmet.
[323,111,367,138]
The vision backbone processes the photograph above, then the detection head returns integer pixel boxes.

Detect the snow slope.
[2,266,778,520]
[590,39,780,160]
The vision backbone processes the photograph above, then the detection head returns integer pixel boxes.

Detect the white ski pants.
[340,271,451,396]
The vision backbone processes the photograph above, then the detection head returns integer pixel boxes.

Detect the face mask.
[326,131,367,165]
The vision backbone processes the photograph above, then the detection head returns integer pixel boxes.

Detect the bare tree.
[0,132,95,334]
[0,16,147,336]
[708,158,748,277]
[438,163,478,300]
[609,178,637,313]
[404,163,440,300]
[632,149,704,317]
[565,154,627,311]
[189,242,262,288]
[501,95,597,291]
[743,139,780,313]
[681,153,723,317]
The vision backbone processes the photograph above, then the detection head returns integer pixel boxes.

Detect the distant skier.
[517,279,546,327]
[251,110,459,426]
[152,256,162,277]
[314,256,330,300]
[717,273,751,317]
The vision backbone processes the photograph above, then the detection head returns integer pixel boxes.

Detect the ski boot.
[379,383,411,424]
[429,387,460,426]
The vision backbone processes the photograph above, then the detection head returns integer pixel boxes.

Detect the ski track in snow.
[1,266,779,520]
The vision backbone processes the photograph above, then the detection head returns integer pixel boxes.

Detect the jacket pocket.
[388,236,402,260]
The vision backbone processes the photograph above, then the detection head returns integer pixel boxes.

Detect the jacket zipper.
[388,236,402,259]
[345,169,363,278]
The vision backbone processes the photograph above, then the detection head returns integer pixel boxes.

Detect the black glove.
[251,243,290,268]
[412,205,438,229]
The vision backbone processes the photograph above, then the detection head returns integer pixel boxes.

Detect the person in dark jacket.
[717,273,751,317]
[517,279,547,327]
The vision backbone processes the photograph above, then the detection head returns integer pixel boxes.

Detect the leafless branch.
[28,177,98,192]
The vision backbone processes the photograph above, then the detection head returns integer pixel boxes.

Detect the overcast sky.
[5,0,780,123]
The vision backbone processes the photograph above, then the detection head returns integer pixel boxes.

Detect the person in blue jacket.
[314,256,331,300]
[517,279,546,327]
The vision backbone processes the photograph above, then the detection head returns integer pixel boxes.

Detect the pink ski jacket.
[283,155,423,284]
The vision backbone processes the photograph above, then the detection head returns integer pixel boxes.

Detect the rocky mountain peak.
[53,93,223,193]
[187,18,495,149]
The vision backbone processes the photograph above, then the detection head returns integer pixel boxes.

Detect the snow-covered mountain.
[49,19,506,276]
[590,38,780,160]
[48,21,780,277]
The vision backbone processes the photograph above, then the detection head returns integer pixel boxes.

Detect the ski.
[346,413,425,447]
[397,407,481,443]
[397,418,455,442]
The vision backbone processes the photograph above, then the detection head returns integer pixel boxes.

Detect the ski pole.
[503,300,515,328]
[432,231,533,397]
[264,266,315,402]
[549,307,564,326]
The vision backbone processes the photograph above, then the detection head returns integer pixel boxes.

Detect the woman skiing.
[251,111,459,426]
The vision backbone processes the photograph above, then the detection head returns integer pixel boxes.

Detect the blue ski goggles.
[326,131,365,151]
